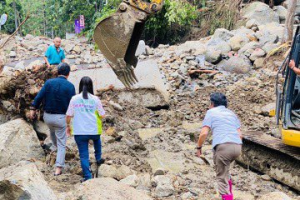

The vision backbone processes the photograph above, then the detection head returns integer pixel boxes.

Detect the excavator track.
[236,131,300,191]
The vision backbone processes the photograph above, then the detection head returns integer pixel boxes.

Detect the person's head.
[209,92,228,108]
[57,63,70,77]
[53,37,62,48]
[79,76,94,99]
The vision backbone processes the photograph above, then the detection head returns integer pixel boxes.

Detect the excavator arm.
[93,0,164,87]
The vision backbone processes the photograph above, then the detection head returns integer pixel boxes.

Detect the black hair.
[210,92,228,108]
[79,76,94,99]
[57,63,70,76]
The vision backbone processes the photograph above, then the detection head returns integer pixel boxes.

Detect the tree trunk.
[282,0,297,43]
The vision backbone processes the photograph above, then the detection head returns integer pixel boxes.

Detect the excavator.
[94,0,299,191]
[93,0,164,88]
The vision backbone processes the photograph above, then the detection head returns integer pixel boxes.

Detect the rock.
[258,192,292,200]
[249,48,265,61]
[66,54,75,59]
[241,2,280,25]
[206,38,231,54]
[154,175,175,197]
[135,40,146,56]
[0,161,57,200]
[75,58,82,65]
[38,44,49,52]
[109,100,123,111]
[274,6,287,21]
[205,48,221,64]
[64,43,74,53]
[99,164,134,180]
[9,51,16,58]
[154,168,166,176]
[261,103,276,116]
[33,120,50,142]
[136,174,152,192]
[257,23,284,43]
[1,66,14,76]
[238,41,261,55]
[25,34,35,40]
[84,54,93,64]
[1,100,15,112]
[262,43,279,54]
[212,28,234,42]
[70,178,152,200]
[15,61,25,70]
[26,60,44,70]
[229,35,249,51]
[181,192,194,199]
[73,45,81,54]
[178,41,206,52]
[218,56,251,74]
[0,119,44,168]
[71,65,78,71]
[145,46,154,55]
[120,174,139,188]
[254,58,265,69]
[246,19,259,29]
[261,174,272,181]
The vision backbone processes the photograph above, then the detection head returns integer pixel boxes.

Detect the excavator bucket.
[94,2,149,87]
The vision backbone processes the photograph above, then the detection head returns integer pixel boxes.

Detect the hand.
[30,110,36,120]
[196,149,202,157]
[66,126,71,137]
[289,60,295,70]
[46,63,51,68]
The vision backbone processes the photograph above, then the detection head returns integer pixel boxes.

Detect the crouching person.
[66,76,105,182]
[196,93,242,200]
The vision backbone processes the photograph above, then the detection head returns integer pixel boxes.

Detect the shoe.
[96,158,105,166]
[221,194,233,200]
[228,179,233,194]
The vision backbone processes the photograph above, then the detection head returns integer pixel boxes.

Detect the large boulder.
[229,35,249,51]
[99,164,135,180]
[69,177,152,200]
[258,192,292,200]
[0,161,57,200]
[241,2,280,25]
[0,119,44,169]
[206,38,231,54]
[212,28,234,42]
[218,56,251,74]
[153,175,175,198]
[274,6,287,22]
[205,48,221,64]
[238,41,262,55]
[257,23,284,42]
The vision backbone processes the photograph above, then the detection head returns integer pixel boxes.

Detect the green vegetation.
[0,0,239,45]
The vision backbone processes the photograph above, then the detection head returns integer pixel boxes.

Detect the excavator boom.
[94,0,164,87]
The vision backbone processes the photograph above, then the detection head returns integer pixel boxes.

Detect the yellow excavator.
[93,0,164,88]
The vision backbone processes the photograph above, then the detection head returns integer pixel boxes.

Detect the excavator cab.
[93,0,164,87]
[276,25,300,147]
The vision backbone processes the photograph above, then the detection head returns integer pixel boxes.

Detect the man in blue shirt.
[196,93,242,200]
[30,63,75,176]
[44,37,66,67]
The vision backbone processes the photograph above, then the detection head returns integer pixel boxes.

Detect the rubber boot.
[228,179,233,194]
[221,194,233,200]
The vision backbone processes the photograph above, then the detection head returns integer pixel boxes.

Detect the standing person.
[30,63,75,176]
[44,37,66,68]
[66,76,105,182]
[196,93,242,200]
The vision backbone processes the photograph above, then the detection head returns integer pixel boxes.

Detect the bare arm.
[289,60,300,75]
[44,56,50,67]
[66,115,72,136]
[197,126,210,147]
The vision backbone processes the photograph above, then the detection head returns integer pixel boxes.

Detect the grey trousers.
[213,143,242,195]
[43,112,67,168]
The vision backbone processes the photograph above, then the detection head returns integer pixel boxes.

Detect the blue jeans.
[74,135,102,180]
